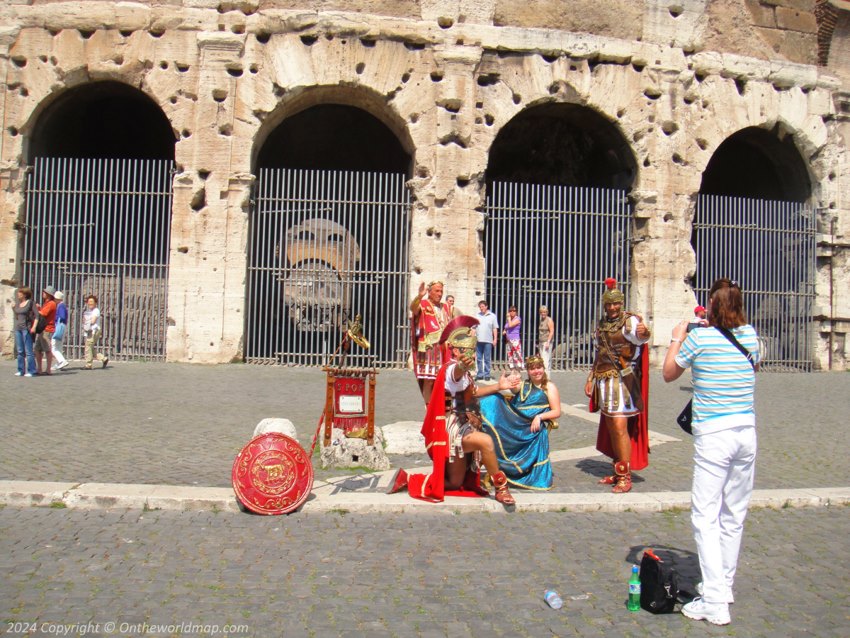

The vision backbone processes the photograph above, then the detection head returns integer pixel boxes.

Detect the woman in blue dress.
[479,354,561,489]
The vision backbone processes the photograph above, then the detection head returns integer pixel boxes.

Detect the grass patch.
[49,501,67,509]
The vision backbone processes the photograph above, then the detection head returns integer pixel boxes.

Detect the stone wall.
[0,0,847,368]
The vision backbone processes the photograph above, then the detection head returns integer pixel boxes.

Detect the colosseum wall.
[1,0,848,368]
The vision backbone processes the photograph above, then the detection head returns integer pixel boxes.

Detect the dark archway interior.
[29,81,175,160]
[256,105,410,173]
[486,103,637,189]
[700,126,810,202]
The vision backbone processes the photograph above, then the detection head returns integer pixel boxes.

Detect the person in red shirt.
[31,285,58,375]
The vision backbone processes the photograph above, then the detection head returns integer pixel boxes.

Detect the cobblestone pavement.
[1,505,847,638]
[1,360,848,492]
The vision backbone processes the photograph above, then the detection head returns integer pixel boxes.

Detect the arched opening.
[247,103,412,366]
[28,81,175,161]
[23,81,176,362]
[484,102,638,369]
[694,126,815,370]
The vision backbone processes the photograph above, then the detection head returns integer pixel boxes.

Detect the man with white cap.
[51,290,69,370]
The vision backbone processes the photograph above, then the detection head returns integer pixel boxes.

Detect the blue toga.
[479,381,553,490]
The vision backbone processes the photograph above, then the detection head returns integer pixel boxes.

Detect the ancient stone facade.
[1,0,848,368]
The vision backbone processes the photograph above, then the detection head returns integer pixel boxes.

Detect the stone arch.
[485,101,638,190]
[25,80,175,161]
[253,85,413,174]
[699,124,811,202]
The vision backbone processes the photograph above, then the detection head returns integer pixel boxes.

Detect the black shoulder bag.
[676,327,754,435]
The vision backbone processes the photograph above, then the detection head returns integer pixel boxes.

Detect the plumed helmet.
[440,315,479,349]
[601,277,625,305]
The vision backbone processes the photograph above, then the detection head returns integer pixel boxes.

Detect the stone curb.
[1,481,848,515]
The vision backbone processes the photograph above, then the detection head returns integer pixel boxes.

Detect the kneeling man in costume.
[584,278,651,494]
[390,316,520,505]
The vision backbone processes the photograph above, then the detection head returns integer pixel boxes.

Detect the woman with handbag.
[662,278,760,626]
[12,287,37,377]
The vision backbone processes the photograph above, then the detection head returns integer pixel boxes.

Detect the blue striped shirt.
[675,325,760,435]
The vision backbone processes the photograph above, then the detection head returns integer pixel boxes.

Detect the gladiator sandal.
[387,468,409,494]
[491,471,516,506]
[611,461,632,494]
[598,462,618,485]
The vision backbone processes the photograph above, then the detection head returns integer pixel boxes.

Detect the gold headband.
[427,280,444,290]
[525,354,544,368]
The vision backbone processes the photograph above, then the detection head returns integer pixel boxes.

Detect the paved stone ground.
[1,360,848,492]
[1,505,847,637]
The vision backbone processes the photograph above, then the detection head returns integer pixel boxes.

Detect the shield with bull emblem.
[232,433,314,515]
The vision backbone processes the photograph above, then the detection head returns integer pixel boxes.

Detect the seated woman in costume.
[478,354,561,490]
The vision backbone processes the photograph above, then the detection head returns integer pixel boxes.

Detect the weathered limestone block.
[320,426,390,471]
[253,417,298,439]
[381,421,426,455]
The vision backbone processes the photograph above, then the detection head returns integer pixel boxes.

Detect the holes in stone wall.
[457,177,470,188]
[11,56,26,68]
[438,16,454,29]
[669,5,683,18]
[477,74,499,87]
[734,78,746,95]
[430,70,443,82]
[404,41,425,51]
[643,88,662,100]
[160,61,169,70]
[410,113,419,123]
[256,31,271,44]
[181,129,191,138]
[401,72,411,83]
[150,28,165,38]
[249,64,258,74]
[360,38,376,47]
[632,62,645,73]
[212,89,228,102]
[176,63,190,73]
[120,29,134,38]
[643,157,651,167]
[231,24,245,35]
[355,62,365,75]
[661,121,678,136]
[696,138,708,151]
[190,188,206,211]
[672,153,686,165]
[227,66,243,77]
[541,53,558,63]
[512,93,522,105]
[198,169,210,180]
[484,114,494,126]
[8,127,19,137]
[79,29,95,39]
[300,35,318,46]
[219,124,232,136]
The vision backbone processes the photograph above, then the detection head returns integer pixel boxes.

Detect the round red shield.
[231,433,314,515]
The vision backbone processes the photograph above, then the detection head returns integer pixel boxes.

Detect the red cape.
[592,348,650,471]
[407,363,486,502]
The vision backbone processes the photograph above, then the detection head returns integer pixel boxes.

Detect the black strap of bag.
[677,327,755,435]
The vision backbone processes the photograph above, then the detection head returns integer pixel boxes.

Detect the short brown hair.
[708,278,746,329]
[86,294,98,304]
[18,286,32,300]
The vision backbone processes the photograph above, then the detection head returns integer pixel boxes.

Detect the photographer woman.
[662,278,760,626]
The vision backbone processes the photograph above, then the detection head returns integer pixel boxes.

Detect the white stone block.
[253,418,298,439]
[382,421,426,455]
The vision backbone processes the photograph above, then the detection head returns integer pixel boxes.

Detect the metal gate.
[246,168,411,367]
[484,182,632,370]
[693,195,816,371]
[22,157,174,361]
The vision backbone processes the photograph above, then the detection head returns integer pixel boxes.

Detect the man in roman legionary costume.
[389,316,520,506]
[584,278,651,494]
[410,280,453,404]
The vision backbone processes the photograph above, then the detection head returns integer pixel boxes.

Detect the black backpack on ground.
[639,549,689,613]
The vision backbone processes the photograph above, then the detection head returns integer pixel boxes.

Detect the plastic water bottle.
[544,589,563,610]
[627,565,641,611]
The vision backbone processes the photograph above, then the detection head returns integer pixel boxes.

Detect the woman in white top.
[82,294,109,369]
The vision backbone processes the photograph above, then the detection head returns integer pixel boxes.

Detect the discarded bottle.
[628,565,641,612]
[544,589,563,610]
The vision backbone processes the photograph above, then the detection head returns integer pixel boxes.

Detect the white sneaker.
[696,581,734,604]
[682,597,731,626]
[56,361,69,370]
[14,371,22,376]
[24,373,34,377]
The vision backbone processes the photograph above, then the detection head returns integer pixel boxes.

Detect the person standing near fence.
[504,305,524,370]
[537,305,554,373]
[663,278,759,626]
[410,281,452,404]
[51,290,69,370]
[32,285,58,376]
[82,294,109,370]
[13,287,37,377]
[475,300,499,382]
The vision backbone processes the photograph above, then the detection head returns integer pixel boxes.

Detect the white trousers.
[51,335,67,366]
[691,425,757,604]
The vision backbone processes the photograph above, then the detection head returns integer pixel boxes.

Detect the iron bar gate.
[693,195,816,371]
[246,168,411,367]
[484,182,632,370]
[22,157,174,361]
